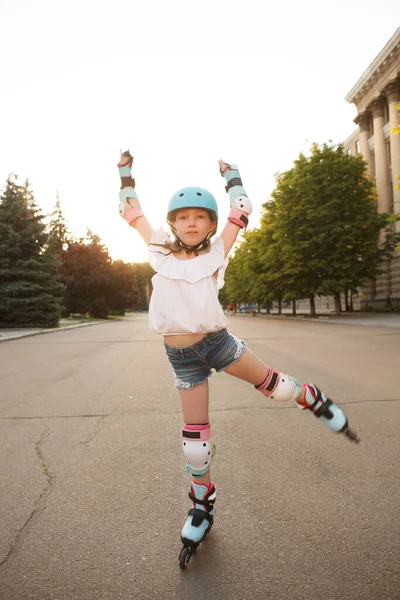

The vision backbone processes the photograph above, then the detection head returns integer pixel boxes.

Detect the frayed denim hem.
[216,338,247,372]
[174,371,212,390]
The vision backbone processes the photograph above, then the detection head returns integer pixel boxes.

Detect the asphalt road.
[0,314,399,600]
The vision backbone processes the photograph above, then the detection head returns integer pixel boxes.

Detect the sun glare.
[107,234,149,264]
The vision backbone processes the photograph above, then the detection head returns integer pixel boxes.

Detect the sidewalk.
[0,319,107,342]
[233,311,400,328]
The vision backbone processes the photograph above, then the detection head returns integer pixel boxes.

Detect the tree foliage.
[46,191,71,257]
[108,260,142,315]
[223,143,400,314]
[0,176,63,327]
[60,230,112,317]
[0,175,155,325]
[60,231,144,317]
[131,262,155,311]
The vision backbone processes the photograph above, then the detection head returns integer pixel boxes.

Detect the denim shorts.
[164,328,247,389]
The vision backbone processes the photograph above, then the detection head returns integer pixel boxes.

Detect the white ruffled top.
[148,228,228,335]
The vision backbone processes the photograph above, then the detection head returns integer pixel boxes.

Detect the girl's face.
[172,208,216,245]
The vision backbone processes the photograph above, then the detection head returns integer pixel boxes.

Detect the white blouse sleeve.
[148,228,172,271]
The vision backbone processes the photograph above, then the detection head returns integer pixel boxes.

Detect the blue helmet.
[167,187,218,219]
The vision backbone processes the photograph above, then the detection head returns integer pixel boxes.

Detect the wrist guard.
[118,150,142,225]
[118,150,135,188]
[124,206,144,227]
[228,208,249,229]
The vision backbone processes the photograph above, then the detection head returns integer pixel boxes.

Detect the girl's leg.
[224,347,273,386]
[225,347,306,403]
[178,382,217,548]
[224,348,359,440]
[178,381,211,485]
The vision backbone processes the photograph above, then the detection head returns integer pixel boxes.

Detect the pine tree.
[0,176,63,327]
[46,191,71,257]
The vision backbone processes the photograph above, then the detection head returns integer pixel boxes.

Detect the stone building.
[344,27,400,307]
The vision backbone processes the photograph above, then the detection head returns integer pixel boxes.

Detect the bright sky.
[0,0,399,262]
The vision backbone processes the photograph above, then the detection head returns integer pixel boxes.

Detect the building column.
[370,99,392,300]
[370,98,392,214]
[387,81,400,232]
[355,112,372,175]
[387,80,400,300]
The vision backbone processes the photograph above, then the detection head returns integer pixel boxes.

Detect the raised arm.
[218,160,253,257]
[118,150,154,245]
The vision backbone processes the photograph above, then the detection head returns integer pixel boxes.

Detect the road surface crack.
[80,416,105,444]
[0,428,55,572]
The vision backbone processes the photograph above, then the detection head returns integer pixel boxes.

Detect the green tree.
[132,262,155,310]
[261,213,287,313]
[220,243,248,308]
[108,261,141,315]
[46,191,71,257]
[266,143,399,314]
[60,230,113,317]
[0,176,62,327]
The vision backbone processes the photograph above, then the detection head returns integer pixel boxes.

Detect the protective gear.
[299,384,346,431]
[120,204,143,227]
[167,187,218,255]
[256,369,302,402]
[167,187,219,219]
[181,424,215,477]
[180,481,216,547]
[118,150,142,225]
[228,208,249,229]
[118,150,135,188]
[118,189,143,226]
[257,375,360,442]
[219,160,253,215]
[299,384,359,442]
[231,193,253,213]
[119,187,138,201]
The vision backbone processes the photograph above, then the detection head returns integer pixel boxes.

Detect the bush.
[91,298,109,319]
[110,308,126,316]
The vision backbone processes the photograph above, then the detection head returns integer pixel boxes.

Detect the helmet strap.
[170,227,216,255]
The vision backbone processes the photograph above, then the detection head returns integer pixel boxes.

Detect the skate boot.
[299,384,360,442]
[178,481,216,569]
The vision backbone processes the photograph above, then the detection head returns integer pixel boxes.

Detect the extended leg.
[225,348,359,442]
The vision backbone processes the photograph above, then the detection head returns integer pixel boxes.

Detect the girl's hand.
[218,159,233,176]
[118,150,133,169]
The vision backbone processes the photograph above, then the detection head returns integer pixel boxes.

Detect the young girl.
[117,151,359,567]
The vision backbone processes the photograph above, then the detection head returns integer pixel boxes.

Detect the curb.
[0,320,108,343]
[235,312,400,326]
[235,312,339,323]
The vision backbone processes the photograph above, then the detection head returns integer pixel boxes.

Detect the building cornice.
[345,28,400,104]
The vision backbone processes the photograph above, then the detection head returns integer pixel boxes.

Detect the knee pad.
[256,369,302,403]
[180,424,216,477]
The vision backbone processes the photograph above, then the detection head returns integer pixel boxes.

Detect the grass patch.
[58,318,105,327]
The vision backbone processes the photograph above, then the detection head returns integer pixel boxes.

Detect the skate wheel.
[344,427,360,443]
[179,546,192,570]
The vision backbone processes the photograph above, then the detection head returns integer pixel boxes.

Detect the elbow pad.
[219,160,253,215]
[230,192,253,213]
